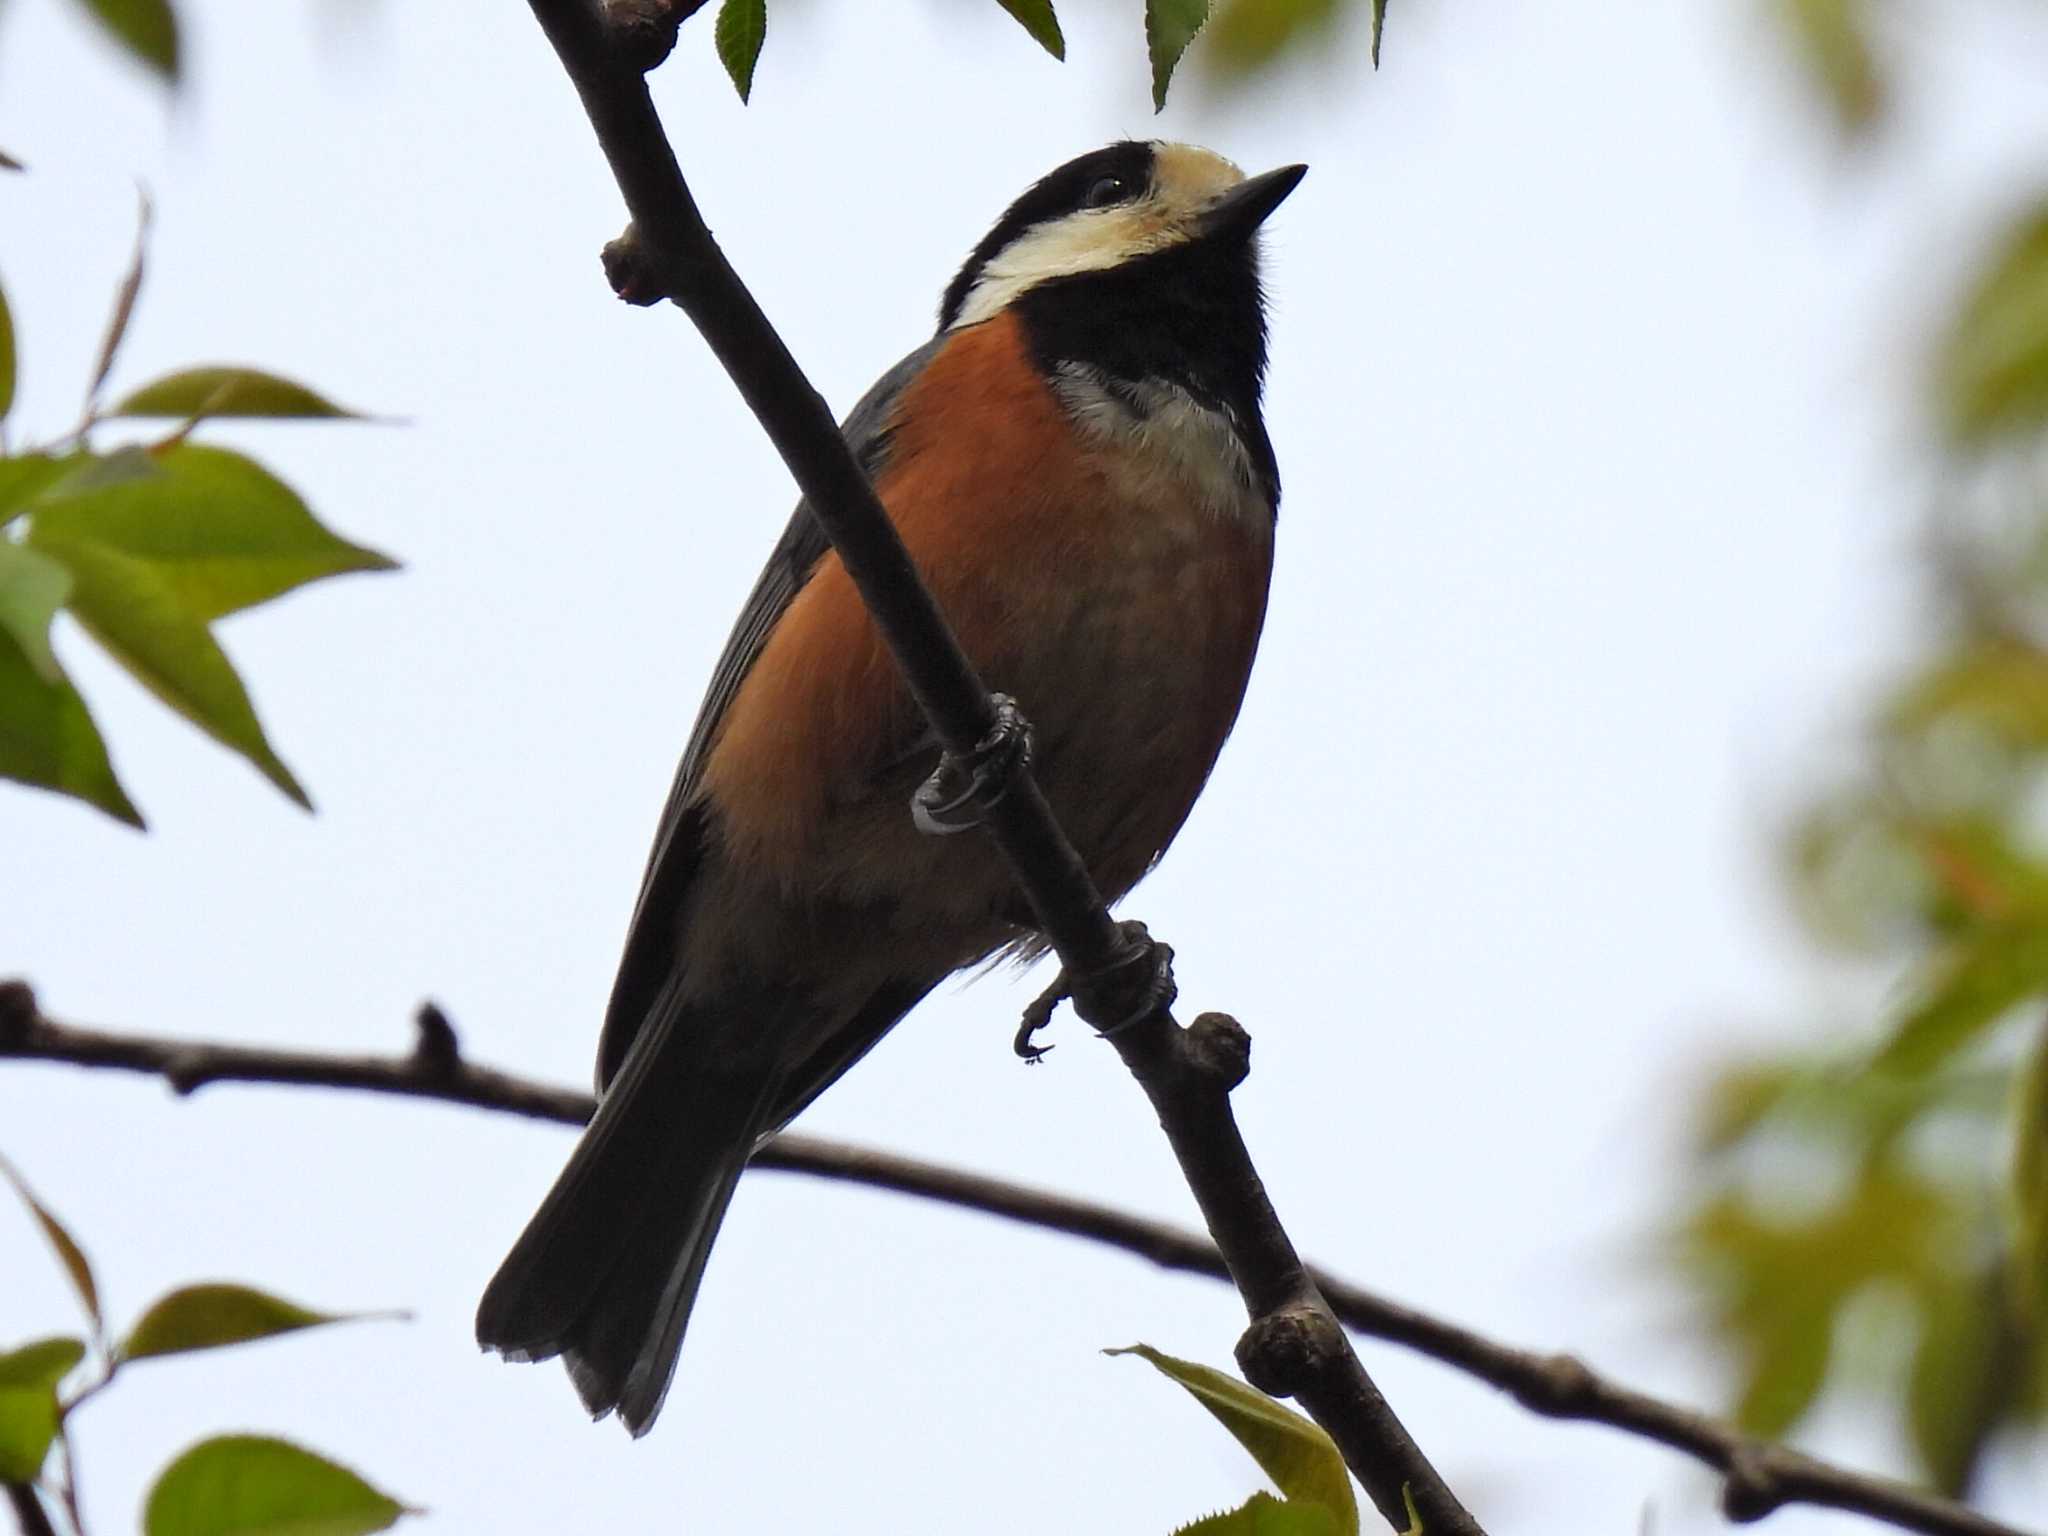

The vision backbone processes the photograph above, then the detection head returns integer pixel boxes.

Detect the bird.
[475,139,1305,1435]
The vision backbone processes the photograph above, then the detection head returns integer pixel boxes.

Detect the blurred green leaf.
[0,279,15,423]
[0,542,72,683]
[1110,1345,1358,1533]
[1907,1266,2007,1494]
[1683,1168,1961,1438]
[75,0,180,80]
[0,1158,102,1330]
[1176,1492,1344,1536]
[0,626,142,825]
[1876,922,2048,1077]
[0,1337,87,1484]
[1146,0,1212,110]
[0,455,73,529]
[1369,0,1385,67]
[19,533,309,808]
[86,189,150,412]
[25,443,396,621]
[144,1436,411,1536]
[715,0,766,102]
[109,366,367,422]
[1206,0,1340,75]
[1940,202,2048,447]
[993,0,1063,59]
[1777,0,1883,132]
[2015,1027,2048,1319]
[122,1284,389,1363]
[1894,640,2048,747]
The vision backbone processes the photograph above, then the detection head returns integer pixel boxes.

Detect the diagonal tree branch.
[515,0,1470,1528]
[0,982,2033,1536]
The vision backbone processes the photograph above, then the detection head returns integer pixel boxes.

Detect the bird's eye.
[1082,174,1132,209]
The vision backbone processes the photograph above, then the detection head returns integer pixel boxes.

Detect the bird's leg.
[912,693,1033,836]
[1013,921,1178,1062]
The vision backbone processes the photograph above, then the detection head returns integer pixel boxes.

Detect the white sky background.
[5,0,2047,1531]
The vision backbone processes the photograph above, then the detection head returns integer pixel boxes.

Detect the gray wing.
[595,335,947,1087]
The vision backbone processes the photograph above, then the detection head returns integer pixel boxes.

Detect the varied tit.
[476,140,1306,1434]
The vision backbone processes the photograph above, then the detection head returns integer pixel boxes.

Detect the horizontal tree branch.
[519,1,1470,1528]
[0,982,2030,1536]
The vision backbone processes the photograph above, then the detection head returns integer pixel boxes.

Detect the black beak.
[1200,163,1308,241]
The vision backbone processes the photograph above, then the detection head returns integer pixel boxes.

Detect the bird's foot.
[912,693,1033,836]
[1014,921,1177,1062]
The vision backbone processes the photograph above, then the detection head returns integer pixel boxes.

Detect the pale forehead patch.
[950,141,1251,330]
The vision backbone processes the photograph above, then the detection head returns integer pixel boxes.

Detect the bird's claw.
[1013,921,1177,1062]
[912,694,1033,836]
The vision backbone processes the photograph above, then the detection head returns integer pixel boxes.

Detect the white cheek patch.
[950,206,1165,330]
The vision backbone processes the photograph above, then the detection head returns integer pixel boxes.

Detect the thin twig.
[4,1485,57,1536]
[517,1,1472,1528]
[0,987,2031,1536]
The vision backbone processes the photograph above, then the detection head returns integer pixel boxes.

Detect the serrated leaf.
[993,0,1064,59]
[0,625,142,825]
[714,0,766,102]
[25,443,396,621]
[1177,1491,1343,1536]
[0,1158,102,1329]
[1110,1345,1358,1533]
[122,1284,387,1362]
[144,1436,411,1536]
[1940,202,2048,447]
[0,1337,87,1484]
[1875,922,2048,1077]
[0,279,16,423]
[109,366,368,422]
[1146,0,1212,110]
[0,541,72,682]
[1776,0,1882,132]
[76,0,180,81]
[20,533,309,807]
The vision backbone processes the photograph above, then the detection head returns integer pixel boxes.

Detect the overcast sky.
[6,1,2047,1532]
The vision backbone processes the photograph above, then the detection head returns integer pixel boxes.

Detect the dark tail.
[475,1007,781,1436]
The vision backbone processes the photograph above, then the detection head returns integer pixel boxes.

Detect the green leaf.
[0,1158,103,1330]
[1893,639,2048,745]
[1369,0,1386,67]
[1940,202,2048,447]
[109,366,368,422]
[25,443,396,621]
[0,279,16,424]
[144,1436,411,1536]
[0,1337,87,1484]
[0,542,72,683]
[2014,1029,2048,1322]
[1206,0,1340,76]
[1110,1345,1358,1533]
[1906,1268,2006,1494]
[1875,922,2048,1076]
[714,0,766,103]
[122,1284,390,1363]
[993,0,1064,59]
[0,456,74,529]
[1176,1492,1343,1536]
[1146,0,1212,110]
[75,0,180,81]
[0,625,142,825]
[1776,0,1883,132]
[20,533,309,808]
